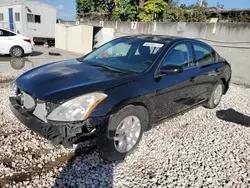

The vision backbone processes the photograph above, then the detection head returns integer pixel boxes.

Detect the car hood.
[16,59,137,102]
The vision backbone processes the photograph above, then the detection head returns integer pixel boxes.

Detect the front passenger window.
[193,43,214,65]
[161,43,192,68]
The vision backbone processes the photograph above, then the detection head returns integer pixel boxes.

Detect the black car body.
[9,35,231,160]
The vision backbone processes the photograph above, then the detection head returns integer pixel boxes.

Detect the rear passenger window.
[0,29,16,37]
[193,43,215,65]
[161,43,193,68]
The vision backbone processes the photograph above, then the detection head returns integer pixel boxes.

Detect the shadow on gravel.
[216,108,250,127]
[53,140,120,188]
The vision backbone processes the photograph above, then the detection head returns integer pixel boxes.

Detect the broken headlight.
[47,92,107,122]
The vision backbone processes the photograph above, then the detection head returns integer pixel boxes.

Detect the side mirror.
[159,65,183,75]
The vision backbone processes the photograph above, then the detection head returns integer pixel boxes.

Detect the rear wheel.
[204,81,224,109]
[10,46,24,57]
[95,105,147,161]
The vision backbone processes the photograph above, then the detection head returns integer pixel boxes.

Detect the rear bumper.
[9,97,105,147]
[22,43,33,54]
[23,46,33,54]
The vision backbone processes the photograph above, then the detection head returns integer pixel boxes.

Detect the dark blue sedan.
[9,35,231,161]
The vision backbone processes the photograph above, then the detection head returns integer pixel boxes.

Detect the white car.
[0,28,33,57]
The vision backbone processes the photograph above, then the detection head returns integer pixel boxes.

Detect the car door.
[0,29,16,54]
[190,41,221,102]
[151,42,200,123]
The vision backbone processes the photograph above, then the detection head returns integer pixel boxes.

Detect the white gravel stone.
[1,76,250,187]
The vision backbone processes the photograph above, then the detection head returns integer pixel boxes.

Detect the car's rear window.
[0,29,16,36]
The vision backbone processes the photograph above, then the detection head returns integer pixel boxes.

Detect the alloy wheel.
[214,84,223,105]
[114,115,141,153]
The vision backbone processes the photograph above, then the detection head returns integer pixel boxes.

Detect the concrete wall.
[76,21,250,86]
[55,24,93,54]
[55,24,67,50]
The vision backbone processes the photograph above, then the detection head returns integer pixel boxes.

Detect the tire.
[10,46,24,57]
[204,81,224,109]
[95,105,148,161]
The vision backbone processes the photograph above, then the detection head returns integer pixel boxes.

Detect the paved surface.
[0,46,83,73]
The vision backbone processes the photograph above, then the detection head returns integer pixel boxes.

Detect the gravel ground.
[0,75,250,187]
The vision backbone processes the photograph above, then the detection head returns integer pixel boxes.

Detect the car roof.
[0,28,17,34]
[123,34,208,46]
[124,34,183,44]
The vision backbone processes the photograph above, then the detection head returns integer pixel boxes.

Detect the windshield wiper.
[89,63,128,73]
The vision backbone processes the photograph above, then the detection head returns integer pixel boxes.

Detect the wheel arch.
[107,99,152,131]
[221,77,229,94]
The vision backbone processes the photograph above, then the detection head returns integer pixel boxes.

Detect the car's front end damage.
[9,83,107,147]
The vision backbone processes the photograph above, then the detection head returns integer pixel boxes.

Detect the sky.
[34,0,77,21]
[179,0,250,9]
[35,0,250,21]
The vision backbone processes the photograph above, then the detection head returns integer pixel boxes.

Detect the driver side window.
[161,43,193,69]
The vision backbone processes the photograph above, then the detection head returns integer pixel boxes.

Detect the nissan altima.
[9,35,231,161]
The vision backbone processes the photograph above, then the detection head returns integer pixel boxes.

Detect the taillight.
[23,39,31,43]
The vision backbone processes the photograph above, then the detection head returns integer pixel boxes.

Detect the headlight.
[9,80,17,97]
[47,92,107,122]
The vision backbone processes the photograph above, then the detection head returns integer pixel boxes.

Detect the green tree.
[76,0,114,14]
[216,2,224,9]
[196,0,208,7]
[239,11,250,22]
[111,0,138,21]
[138,0,168,21]
[76,0,95,14]
[163,7,186,22]
[185,7,209,22]
[165,0,179,7]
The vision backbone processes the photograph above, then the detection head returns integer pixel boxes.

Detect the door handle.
[190,76,196,82]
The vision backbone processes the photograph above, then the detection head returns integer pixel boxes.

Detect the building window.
[27,14,33,22]
[27,14,41,23]
[0,13,4,21]
[15,13,20,21]
[34,15,41,23]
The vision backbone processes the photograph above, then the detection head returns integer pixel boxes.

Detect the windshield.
[82,37,166,73]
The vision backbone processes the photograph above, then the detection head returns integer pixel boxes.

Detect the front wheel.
[95,105,147,161]
[204,81,224,109]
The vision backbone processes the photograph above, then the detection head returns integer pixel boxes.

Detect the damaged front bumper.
[9,97,106,147]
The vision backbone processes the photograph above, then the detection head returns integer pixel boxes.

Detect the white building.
[0,0,56,43]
